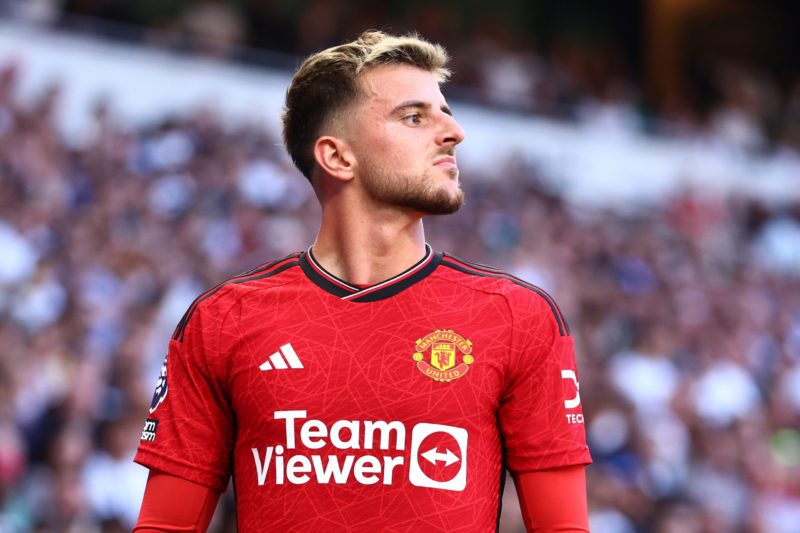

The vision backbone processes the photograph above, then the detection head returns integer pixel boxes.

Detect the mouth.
[433,155,458,170]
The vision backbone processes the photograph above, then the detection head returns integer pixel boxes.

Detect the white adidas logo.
[260,343,304,371]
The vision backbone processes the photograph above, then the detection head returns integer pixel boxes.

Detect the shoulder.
[438,253,571,337]
[172,253,303,342]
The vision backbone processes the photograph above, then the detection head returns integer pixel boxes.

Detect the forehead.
[357,64,446,111]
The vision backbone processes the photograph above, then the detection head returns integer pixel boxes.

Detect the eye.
[402,113,422,125]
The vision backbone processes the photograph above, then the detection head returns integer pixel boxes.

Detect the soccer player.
[134,31,591,532]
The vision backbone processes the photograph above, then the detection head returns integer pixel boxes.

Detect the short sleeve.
[134,300,234,492]
[498,292,591,473]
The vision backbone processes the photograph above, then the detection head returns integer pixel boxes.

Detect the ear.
[313,135,355,182]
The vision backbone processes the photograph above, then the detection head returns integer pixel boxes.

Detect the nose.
[437,112,465,147]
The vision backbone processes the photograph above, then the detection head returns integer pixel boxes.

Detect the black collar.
[298,244,442,302]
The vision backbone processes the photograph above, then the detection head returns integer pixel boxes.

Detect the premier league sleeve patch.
[148,354,169,414]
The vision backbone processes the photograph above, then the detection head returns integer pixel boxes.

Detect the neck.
[312,201,428,287]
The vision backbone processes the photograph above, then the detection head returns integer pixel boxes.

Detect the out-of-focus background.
[0,0,799,531]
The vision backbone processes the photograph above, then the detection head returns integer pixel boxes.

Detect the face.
[347,64,466,215]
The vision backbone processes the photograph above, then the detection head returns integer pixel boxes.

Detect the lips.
[433,156,457,168]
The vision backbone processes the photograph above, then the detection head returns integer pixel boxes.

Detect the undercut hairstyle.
[282,30,451,181]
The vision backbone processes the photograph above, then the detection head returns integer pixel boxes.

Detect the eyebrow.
[391,100,453,117]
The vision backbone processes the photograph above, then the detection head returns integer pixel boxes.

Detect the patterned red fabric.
[135,248,590,532]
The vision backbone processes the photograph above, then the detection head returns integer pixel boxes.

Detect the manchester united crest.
[412,329,474,382]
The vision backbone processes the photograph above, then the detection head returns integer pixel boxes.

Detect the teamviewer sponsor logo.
[409,423,468,491]
[251,411,468,491]
[260,343,304,371]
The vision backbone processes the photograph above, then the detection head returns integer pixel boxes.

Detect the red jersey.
[135,246,591,532]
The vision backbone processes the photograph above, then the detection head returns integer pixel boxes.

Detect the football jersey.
[135,245,591,532]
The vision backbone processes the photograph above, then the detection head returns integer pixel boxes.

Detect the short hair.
[282,30,451,181]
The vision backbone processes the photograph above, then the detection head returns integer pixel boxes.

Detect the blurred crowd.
[1,56,799,532]
[2,0,800,154]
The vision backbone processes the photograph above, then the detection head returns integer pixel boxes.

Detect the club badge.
[412,329,474,382]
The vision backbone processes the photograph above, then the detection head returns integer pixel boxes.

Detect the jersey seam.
[173,253,301,341]
[216,273,306,384]
[440,255,570,336]
[436,260,563,401]
[432,274,516,395]
[443,253,569,334]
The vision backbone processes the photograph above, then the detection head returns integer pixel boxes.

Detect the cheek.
[357,123,419,167]
[358,124,392,154]
[383,131,419,160]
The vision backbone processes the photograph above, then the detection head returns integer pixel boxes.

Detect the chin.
[436,166,459,180]
[418,188,465,215]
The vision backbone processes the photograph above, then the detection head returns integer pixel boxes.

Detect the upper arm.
[497,289,591,472]
[513,465,589,532]
[134,296,237,492]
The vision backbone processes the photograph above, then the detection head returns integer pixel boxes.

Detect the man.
[134,31,591,532]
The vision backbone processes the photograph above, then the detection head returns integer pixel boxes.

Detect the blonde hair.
[282,30,451,179]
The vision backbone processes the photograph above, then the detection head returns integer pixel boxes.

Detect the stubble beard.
[360,162,465,215]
